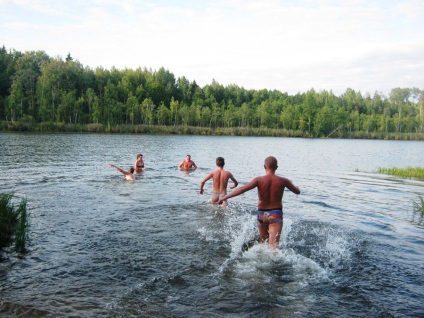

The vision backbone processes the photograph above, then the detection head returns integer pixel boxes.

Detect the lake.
[0,133,423,317]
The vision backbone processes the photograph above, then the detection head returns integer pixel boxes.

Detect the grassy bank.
[0,121,308,137]
[1,121,424,140]
[0,193,29,255]
[378,167,424,180]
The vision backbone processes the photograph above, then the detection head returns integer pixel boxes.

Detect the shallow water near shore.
[0,133,423,317]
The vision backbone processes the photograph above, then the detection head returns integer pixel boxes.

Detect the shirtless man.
[199,157,238,206]
[219,156,300,249]
[178,155,198,170]
[134,154,145,173]
[108,164,135,181]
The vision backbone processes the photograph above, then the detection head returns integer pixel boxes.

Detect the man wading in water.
[219,156,300,249]
[199,157,238,206]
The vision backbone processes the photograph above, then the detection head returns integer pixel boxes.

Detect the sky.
[1,0,423,96]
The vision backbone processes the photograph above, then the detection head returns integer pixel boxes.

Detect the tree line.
[1,45,423,138]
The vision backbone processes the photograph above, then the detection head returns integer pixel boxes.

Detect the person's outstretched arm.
[284,178,300,194]
[200,172,213,194]
[109,164,130,176]
[219,177,258,203]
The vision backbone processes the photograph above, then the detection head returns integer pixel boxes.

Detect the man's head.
[264,156,278,171]
[129,167,135,174]
[216,157,225,167]
[186,155,191,161]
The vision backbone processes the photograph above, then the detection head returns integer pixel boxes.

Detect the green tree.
[314,105,332,136]
[126,94,139,125]
[57,90,76,123]
[170,97,179,126]
[92,96,100,124]
[156,102,169,125]
[390,87,411,133]
[141,98,155,125]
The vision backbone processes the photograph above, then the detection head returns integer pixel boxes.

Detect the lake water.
[0,133,423,317]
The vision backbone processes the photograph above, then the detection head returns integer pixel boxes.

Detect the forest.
[1,45,423,139]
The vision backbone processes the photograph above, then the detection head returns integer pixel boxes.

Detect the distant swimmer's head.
[186,155,191,161]
[216,157,225,167]
[137,154,143,159]
[264,156,278,171]
[129,167,135,174]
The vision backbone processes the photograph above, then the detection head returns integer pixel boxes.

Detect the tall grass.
[0,193,29,254]
[378,167,424,180]
[413,195,424,215]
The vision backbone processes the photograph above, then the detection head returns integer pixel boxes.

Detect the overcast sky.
[1,0,423,96]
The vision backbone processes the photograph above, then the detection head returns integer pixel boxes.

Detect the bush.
[0,193,29,255]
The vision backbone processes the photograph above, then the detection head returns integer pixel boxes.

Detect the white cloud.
[0,0,423,95]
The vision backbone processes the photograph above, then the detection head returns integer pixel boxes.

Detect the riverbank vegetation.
[413,196,424,214]
[0,193,29,256]
[1,45,423,139]
[378,167,424,180]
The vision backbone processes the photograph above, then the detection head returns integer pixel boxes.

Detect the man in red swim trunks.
[219,156,300,249]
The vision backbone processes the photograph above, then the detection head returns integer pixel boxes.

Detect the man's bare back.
[212,169,234,192]
[200,157,238,205]
[218,156,300,249]
[255,174,299,209]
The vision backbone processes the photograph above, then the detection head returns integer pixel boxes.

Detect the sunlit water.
[0,133,423,317]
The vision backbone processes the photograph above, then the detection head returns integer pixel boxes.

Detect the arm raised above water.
[108,163,131,176]
[219,177,259,204]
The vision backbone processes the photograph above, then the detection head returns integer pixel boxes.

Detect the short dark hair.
[265,156,278,170]
[129,167,135,173]
[216,157,225,167]
[137,154,143,158]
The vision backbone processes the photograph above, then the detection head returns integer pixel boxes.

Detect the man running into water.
[219,156,300,249]
[108,164,135,181]
[199,157,238,206]
[178,154,198,170]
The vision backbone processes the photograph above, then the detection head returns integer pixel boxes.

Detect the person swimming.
[108,163,135,181]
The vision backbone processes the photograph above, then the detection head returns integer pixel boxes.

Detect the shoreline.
[1,121,424,140]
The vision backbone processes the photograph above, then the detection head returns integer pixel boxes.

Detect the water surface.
[0,133,423,317]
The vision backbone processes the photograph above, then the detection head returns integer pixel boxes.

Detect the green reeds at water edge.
[0,193,29,254]
[413,196,424,215]
[378,167,424,180]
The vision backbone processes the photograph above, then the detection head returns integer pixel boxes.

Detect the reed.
[413,195,424,214]
[15,198,29,253]
[378,167,424,180]
[0,193,16,249]
[0,193,29,254]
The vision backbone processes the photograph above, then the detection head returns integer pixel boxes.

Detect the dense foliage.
[0,193,29,255]
[1,45,423,138]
